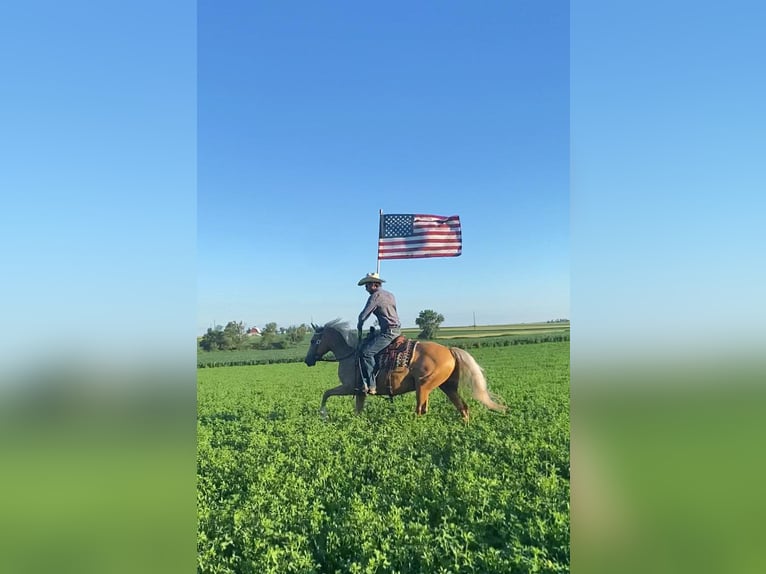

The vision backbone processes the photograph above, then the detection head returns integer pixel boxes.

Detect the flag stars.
[382,215,414,238]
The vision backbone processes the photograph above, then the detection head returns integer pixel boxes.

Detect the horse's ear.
[311,322,318,331]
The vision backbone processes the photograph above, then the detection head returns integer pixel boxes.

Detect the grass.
[402,322,570,339]
[198,342,570,573]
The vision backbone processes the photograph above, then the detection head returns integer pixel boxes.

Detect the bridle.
[309,331,356,362]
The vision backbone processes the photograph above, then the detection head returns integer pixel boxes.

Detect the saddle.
[376,335,416,371]
[364,334,417,396]
[358,328,417,395]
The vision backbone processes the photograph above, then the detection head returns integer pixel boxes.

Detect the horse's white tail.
[451,348,508,413]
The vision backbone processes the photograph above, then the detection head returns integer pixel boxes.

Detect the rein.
[317,349,355,362]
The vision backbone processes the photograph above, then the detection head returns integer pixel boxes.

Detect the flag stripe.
[379,251,461,260]
[377,213,462,260]
[405,230,462,236]
[379,242,462,249]
[380,248,461,255]
[379,240,462,248]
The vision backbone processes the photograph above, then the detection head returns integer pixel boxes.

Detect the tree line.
[199,310,447,352]
[199,321,310,352]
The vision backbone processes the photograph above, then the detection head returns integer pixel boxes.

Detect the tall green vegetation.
[198,342,570,573]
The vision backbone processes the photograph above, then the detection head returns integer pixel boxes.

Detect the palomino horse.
[304,320,507,422]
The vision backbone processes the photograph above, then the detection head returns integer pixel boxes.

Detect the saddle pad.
[380,338,417,371]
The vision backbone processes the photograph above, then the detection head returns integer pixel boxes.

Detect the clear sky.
[197,1,570,334]
[1,1,196,371]
[571,1,766,362]
[1,0,762,367]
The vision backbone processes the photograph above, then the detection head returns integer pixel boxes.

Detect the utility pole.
[473,312,476,329]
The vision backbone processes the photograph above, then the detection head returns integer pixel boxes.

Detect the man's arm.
[357,293,378,330]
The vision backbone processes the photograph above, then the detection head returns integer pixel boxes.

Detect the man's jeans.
[358,330,399,390]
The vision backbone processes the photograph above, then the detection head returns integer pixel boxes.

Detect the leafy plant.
[198,343,570,573]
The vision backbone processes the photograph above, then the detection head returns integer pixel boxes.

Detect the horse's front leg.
[354,393,367,414]
[320,384,350,419]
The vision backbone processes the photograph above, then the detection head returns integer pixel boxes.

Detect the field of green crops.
[400,322,570,339]
[198,342,569,573]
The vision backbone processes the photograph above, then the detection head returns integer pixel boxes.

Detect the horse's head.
[304,323,331,367]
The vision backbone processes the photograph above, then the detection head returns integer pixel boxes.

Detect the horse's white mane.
[322,319,359,346]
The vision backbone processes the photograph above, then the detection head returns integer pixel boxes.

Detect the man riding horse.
[305,274,507,420]
[356,272,401,395]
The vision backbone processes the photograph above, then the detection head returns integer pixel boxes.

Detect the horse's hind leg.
[438,375,469,422]
[414,384,432,415]
[413,361,454,416]
[416,395,429,415]
[354,393,367,414]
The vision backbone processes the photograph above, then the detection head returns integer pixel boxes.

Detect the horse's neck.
[328,329,353,356]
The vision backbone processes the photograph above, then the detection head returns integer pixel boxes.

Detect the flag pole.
[376,209,382,275]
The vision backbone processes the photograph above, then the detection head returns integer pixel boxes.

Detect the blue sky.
[198,1,570,333]
[0,1,196,370]
[1,0,762,366]
[571,1,766,361]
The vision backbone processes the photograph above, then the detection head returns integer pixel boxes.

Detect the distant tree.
[199,326,225,351]
[251,337,263,350]
[415,309,445,340]
[286,324,309,344]
[222,321,246,349]
[254,322,278,349]
[263,322,278,336]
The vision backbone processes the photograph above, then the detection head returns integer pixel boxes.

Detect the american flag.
[378,214,462,260]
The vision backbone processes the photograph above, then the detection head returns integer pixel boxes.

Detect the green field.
[401,322,570,339]
[198,341,570,573]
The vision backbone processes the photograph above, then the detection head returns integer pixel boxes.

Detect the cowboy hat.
[357,272,386,286]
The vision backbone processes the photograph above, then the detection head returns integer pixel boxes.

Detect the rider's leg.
[358,352,374,393]
[359,331,397,393]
